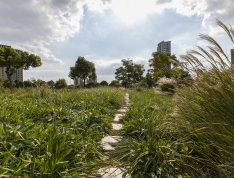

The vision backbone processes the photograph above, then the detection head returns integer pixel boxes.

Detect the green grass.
[0,87,126,177]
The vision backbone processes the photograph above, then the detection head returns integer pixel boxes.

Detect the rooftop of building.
[158,40,171,44]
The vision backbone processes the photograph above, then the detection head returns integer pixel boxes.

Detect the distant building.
[74,77,81,85]
[157,40,171,69]
[231,49,234,65]
[0,44,23,81]
[157,40,171,54]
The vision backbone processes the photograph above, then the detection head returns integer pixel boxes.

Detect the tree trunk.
[84,79,85,88]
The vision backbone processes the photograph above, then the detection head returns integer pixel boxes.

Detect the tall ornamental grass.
[174,19,234,177]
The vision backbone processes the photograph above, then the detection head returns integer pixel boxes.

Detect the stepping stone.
[117,108,127,113]
[101,136,119,144]
[111,123,122,130]
[97,167,127,178]
[100,136,119,151]
[114,114,123,122]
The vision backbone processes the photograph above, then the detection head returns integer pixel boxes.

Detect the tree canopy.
[0,47,42,90]
[100,80,108,86]
[149,51,177,72]
[55,79,67,89]
[69,56,96,87]
[115,59,145,88]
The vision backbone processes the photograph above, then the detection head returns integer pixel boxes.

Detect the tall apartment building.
[157,40,171,54]
[0,44,23,81]
[231,49,234,65]
[157,40,171,69]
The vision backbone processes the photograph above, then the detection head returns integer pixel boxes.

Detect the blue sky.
[0,0,233,83]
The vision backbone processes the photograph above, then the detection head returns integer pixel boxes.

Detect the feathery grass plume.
[174,19,234,177]
[157,76,177,93]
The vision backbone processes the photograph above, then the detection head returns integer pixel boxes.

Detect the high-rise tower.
[157,40,171,69]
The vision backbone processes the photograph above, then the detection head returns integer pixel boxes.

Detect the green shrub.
[157,77,176,93]
[161,83,175,92]
[55,78,67,89]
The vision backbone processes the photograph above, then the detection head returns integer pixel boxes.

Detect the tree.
[145,71,154,88]
[31,78,46,87]
[109,80,121,87]
[47,80,55,88]
[15,79,24,88]
[0,77,4,88]
[55,79,67,89]
[24,80,33,88]
[149,51,177,71]
[0,47,42,90]
[149,52,177,81]
[100,80,108,86]
[115,59,145,88]
[69,56,96,87]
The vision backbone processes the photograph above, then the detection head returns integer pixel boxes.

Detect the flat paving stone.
[117,108,127,113]
[114,114,123,122]
[111,123,122,130]
[101,136,119,144]
[97,167,127,178]
[100,136,120,151]
[102,143,116,151]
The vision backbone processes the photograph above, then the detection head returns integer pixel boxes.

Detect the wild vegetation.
[1,19,234,177]
[0,87,125,177]
[109,19,234,177]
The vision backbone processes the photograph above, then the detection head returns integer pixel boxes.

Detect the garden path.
[97,93,130,178]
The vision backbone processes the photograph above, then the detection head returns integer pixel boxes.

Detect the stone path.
[97,93,130,178]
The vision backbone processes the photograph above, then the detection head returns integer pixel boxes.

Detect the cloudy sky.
[0,0,233,84]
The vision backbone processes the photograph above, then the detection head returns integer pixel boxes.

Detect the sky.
[0,0,234,84]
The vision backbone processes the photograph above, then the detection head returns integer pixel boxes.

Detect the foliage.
[30,78,46,87]
[69,56,97,87]
[0,47,42,90]
[3,80,15,88]
[145,71,154,88]
[14,79,24,88]
[47,80,55,88]
[115,59,145,88]
[23,80,34,88]
[111,90,184,177]
[100,80,108,86]
[54,78,67,89]
[173,19,234,177]
[0,77,3,88]
[0,87,126,177]
[109,80,121,87]
[149,51,177,72]
[157,77,177,93]
[86,81,100,88]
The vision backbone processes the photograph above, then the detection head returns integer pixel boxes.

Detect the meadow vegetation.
[1,20,234,177]
[0,87,125,177]
[110,19,234,177]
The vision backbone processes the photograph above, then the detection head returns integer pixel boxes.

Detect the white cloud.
[0,0,108,65]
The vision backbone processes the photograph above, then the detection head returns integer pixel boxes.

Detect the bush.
[161,83,175,92]
[100,80,108,86]
[86,82,100,88]
[55,78,67,89]
[109,80,121,87]
[157,77,176,93]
